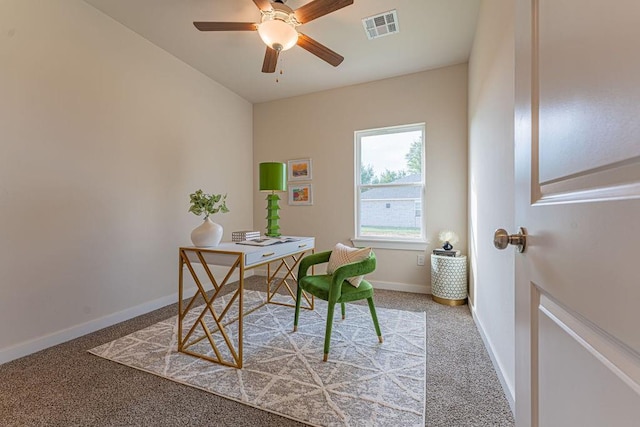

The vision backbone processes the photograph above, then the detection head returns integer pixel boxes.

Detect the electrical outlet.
[417,254,425,266]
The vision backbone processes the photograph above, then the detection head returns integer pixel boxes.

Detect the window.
[353,123,426,249]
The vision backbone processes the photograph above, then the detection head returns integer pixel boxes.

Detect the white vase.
[190,217,223,247]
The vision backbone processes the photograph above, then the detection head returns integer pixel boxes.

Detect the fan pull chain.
[276,53,285,83]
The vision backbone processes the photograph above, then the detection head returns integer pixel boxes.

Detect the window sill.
[351,238,429,251]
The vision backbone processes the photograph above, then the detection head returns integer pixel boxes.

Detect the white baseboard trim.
[0,268,254,366]
[370,280,430,294]
[469,300,516,414]
[0,287,195,365]
[252,267,430,295]
[0,274,427,366]
[0,267,422,365]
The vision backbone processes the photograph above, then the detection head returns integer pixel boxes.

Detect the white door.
[514,0,640,425]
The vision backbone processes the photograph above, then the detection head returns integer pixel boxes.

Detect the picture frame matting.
[288,183,313,206]
[287,158,312,181]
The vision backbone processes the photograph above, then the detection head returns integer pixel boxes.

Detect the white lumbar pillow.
[326,243,372,287]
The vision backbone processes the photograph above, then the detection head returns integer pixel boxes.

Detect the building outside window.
[354,123,426,249]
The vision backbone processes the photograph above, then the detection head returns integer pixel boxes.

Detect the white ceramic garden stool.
[430,255,468,306]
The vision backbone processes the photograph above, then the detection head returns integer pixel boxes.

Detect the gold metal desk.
[178,237,314,368]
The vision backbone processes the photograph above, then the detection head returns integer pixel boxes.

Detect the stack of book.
[232,230,261,242]
[433,248,461,257]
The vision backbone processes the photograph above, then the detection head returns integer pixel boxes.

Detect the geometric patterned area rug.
[89,290,426,426]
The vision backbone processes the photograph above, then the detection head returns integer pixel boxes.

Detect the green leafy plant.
[188,189,229,219]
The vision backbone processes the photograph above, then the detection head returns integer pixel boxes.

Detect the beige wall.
[468,0,515,410]
[0,1,253,361]
[253,65,468,291]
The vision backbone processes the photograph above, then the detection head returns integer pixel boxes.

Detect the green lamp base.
[265,193,281,237]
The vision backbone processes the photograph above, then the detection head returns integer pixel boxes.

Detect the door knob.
[494,227,527,253]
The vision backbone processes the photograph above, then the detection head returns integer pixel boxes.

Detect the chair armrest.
[332,256,375,282]
[298,250,332,281]
[329,253,376,301]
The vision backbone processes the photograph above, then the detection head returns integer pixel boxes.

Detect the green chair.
[293,250,383,361]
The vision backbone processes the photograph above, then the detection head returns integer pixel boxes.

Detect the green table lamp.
[259,162,287,237]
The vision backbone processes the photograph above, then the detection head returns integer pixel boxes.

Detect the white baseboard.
[469,300,516,414]
[370,280,430,294]
[0,272,424,365]
[0,286,196,365]
[0,267,253,365]
[253,267,430,295]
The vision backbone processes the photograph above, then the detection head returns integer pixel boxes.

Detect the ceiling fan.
[194,0,354,73]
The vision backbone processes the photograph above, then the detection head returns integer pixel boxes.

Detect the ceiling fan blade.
[262,47,279,73]
[297,33,344,67]
[253,0,273,11]
[294,0,354,24]
[193,22,257,31]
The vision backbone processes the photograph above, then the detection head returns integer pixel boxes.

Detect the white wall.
[468,0,516,410]
[253,65,468,292]
[0,0,253,363]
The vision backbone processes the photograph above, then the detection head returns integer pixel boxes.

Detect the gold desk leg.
[238,262,244,368]
[178,252,184,351]
[266,249,314,311]
[178,248,244,369]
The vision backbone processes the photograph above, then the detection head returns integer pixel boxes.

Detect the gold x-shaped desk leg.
[266,250,314,311]
[178,249,249,368]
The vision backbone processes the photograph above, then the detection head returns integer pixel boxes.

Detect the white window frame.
[352,123,427,251]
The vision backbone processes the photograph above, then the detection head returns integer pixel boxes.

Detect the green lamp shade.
[259,162,287,192]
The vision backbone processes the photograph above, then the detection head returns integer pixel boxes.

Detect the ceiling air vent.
[362,9,399,40]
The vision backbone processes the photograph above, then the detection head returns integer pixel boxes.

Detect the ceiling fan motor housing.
[258,1,300,51]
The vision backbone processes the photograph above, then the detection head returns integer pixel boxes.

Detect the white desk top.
[181,236,315,267]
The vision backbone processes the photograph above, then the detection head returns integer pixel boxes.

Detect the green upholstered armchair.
[293,250,383,361]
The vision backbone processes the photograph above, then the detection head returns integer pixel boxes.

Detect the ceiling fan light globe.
[258,19,298,51]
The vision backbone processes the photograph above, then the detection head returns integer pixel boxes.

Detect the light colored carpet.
[89,290,426,427]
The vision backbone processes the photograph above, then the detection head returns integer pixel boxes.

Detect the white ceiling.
[84,0,480,104]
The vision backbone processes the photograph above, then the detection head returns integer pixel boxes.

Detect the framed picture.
[288,158,312,181]
[288,183,313,206]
